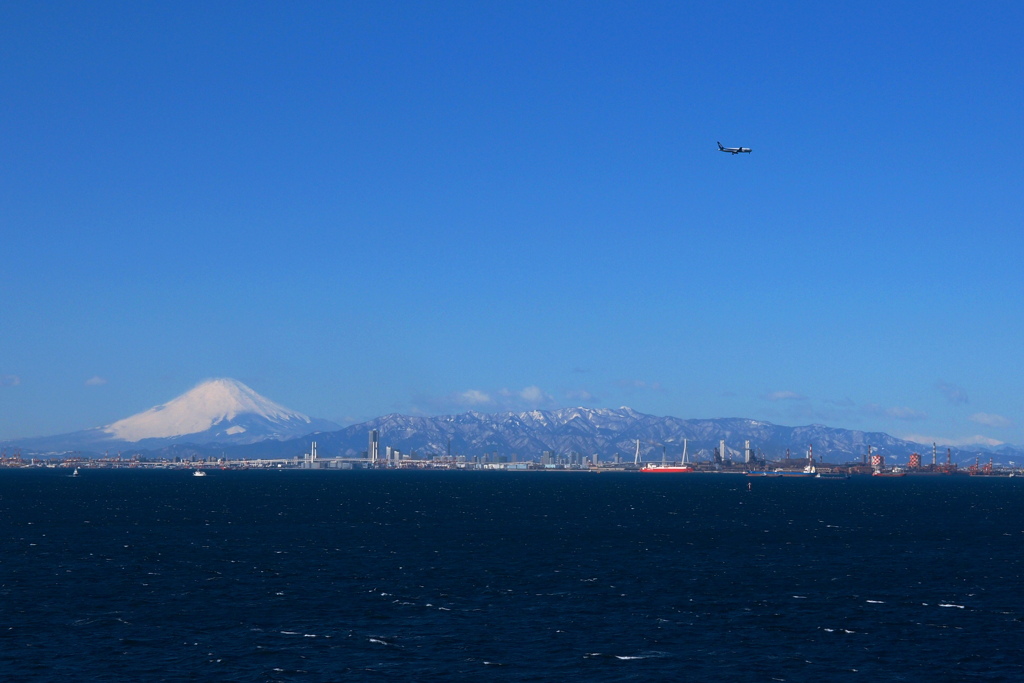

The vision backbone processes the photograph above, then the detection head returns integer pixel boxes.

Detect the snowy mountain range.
[290,407,940,463]
[284,408,1020,465]
[6,380,1020,465]
[8,378,339,452]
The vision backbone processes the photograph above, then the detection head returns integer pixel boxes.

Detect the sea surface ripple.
[1,470,1021,681]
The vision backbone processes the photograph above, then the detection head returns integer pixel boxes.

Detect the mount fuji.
[10,379,340,453]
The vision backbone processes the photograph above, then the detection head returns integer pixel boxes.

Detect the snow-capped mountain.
[267,407,966,464]
[10,379,339,452]
[102,378,320,442]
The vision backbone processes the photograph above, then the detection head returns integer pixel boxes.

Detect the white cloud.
[85,376,108,387]
[903,433,1004,447]
[968,412,1012,428]
[493,385,556,408]
[887,406,928,420]
[416,384,560,415]
[864,403,927,421]
[0,375,20,387]
[936,381,968,405]
[765,390,807,401]
[458,389,493,406]
[565,389,597,403]
[518,385,552,404]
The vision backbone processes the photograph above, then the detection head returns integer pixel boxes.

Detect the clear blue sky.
[2,1,1022,446]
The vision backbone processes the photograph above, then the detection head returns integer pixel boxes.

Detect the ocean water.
[1,470,1021,681]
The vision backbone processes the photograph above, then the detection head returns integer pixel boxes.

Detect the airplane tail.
[717,141,724,150]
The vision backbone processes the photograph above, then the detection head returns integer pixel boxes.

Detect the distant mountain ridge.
[75,407,1024,466]
[6,385,1020,465]
[295,407,952,464]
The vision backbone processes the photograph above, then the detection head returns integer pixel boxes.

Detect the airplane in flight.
[718,141,751,154]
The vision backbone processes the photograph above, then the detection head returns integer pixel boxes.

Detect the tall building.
[369,430,379,463]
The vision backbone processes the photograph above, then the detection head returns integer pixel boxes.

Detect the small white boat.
[72,468,80,477]
[192,470,207,477]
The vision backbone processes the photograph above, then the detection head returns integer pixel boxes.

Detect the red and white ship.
[637,439,697,472]
[640,465,696,473]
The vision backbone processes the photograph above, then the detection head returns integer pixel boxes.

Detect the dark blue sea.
[1,470,1021,681]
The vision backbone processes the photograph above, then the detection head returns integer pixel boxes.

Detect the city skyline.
[2,3,1022,445]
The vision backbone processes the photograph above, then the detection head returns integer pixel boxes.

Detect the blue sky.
[2,2,1022,446]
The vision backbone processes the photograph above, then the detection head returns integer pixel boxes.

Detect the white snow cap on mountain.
[103,378,311,442]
